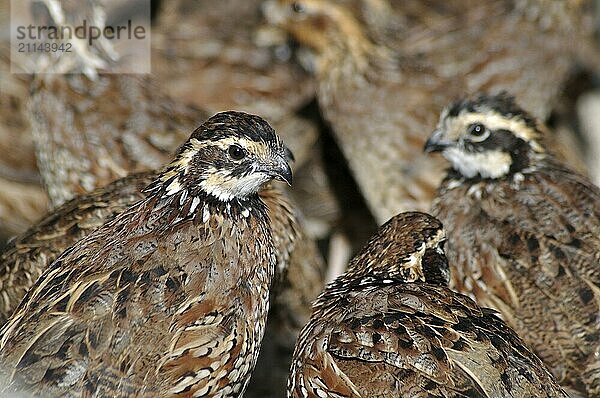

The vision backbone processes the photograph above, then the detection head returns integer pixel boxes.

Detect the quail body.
[288,212,568,397]
[267,0,596,224]
[425,93,600,396]
[0,174,322,396]
[0,112,293,397]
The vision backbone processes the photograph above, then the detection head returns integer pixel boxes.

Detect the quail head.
[425,93,600,396]
[0,111,292,397]
[288,212,569,398]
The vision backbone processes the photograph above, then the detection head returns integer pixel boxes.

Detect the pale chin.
[201,173,271,202]
[443,147,511,179]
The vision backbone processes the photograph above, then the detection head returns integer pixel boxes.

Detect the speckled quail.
[266,0,596,224]
[288,212,569,397]
[22,3,327,396]
[0,111,293,397]
[425,93,600,396]
[0,172,324,396]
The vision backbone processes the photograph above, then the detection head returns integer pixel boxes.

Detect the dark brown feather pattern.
[288,212,568,398]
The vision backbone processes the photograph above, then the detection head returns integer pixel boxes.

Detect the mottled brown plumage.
[29,72,208,206]
[267,0,595,224]
[0,171,154,325]
[425,93,600,396]
[153,0,315,123]
[0,44,49,236]
[0,112,293,397]
[0,173,324,395]
[288,212,568,397]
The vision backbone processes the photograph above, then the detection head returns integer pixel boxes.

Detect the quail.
[424,93,600,396]
[266,0,595,224]
[288,212,569,398]
[0,172,323,396]
[0,111,294,397]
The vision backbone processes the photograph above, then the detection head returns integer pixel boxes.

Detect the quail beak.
[271,155,293,186]
[424,129,451,153]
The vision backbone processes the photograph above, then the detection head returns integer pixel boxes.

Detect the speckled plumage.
[426,93,600,396]
[288,212,568,397]
[0,173,324,395]
[267,0,595,224]
[0,112,292,397]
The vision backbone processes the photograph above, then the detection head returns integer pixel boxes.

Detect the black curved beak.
[424,129,450,153]
[272,155,293,185]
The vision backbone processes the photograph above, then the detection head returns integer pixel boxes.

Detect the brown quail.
[267,0,596,224]
[288,212,569,398]
[0,172,323,395]
[425,93,600,396]
[0,111,293,397]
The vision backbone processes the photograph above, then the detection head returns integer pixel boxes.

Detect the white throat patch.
[443,147,511,179]
[199,171,271,202]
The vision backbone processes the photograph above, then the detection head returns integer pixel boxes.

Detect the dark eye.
[228,145,246,160]
[291,1,305,13]
[468,123,486,137]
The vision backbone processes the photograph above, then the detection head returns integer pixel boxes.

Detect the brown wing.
[0,172,152,325]
[289,280,568,398]
[433,165,600,393]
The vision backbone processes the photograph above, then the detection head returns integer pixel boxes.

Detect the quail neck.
[425,93,548,181]
[344,212,450,286]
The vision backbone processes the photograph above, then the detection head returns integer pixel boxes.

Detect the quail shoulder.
[425,93,600,396]
[0,111,294,397]
[288,212,568,398]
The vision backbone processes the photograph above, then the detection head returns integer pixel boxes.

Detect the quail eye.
[228,145,246,160]
[291,1,305,13]
[468,123,486,137]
